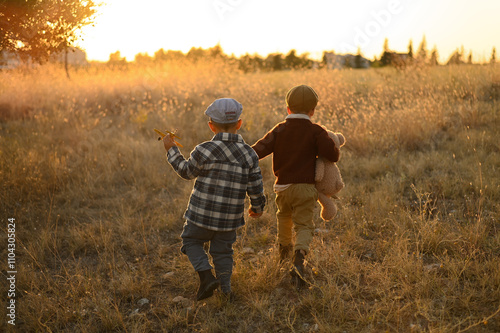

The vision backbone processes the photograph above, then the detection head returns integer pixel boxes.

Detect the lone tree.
[408,39,413,59]
[429,45,439,66]
[447,48,463,65]
[491,47,497,65]
[285,49,301,69]
[354,47,363,69]
[0,0,98,77]
[380,38,391,66]
[417,35,428,63]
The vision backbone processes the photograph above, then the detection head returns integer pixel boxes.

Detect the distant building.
[0,51,21,69]
[323,52,370,69]
[323,53,345,69]
[386,52,410,67]
[50,47,88,66]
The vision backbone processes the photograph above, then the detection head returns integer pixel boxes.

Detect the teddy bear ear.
[328,131,340,146]
[337,133,346,146]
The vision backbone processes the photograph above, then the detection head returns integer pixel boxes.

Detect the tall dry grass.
[1,60,499,332]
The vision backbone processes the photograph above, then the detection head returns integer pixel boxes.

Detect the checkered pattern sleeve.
[166,133,266,231]
[167,146,207,180]
[247,156,266,214]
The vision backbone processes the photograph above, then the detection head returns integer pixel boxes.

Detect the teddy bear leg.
[318,192,338,221]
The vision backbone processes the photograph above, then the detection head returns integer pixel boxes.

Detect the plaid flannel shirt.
[167,132,266,231]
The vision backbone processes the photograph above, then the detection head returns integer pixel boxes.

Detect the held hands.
[248,207,262,218]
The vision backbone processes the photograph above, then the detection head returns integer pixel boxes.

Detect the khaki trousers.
[275,184,318,253]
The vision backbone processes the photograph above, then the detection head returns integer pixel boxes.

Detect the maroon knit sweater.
[252,118,339,185]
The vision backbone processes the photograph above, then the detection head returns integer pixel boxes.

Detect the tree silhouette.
[238,54,253,73]
[239,53,264,73]
[186,47,206,61]
[491,47,497,64]
[447,48,463,65]
[321,51,330,68]
[154,49,184,62]
[298,52,312,69]
[266,53,283,71]
[429,46,439,66]
[380,38,391,66]
[354,47,363,69]
[108,51,126,67]
[134,52,153,65]
[0,0,98,76]
[208,43,224,58]
[273,53,283,71]
[417,35,428,63]
[285,49,300,69]
[408,40,414,59]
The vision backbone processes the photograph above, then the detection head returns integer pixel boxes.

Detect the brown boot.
[279,244,292,263]
[290,250,307,289]
[196,270,220,301]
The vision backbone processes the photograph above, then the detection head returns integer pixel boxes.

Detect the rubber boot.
[196,269,220,301]
[290,250,306,289]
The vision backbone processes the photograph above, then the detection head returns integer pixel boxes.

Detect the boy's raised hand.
[163,134,177,151]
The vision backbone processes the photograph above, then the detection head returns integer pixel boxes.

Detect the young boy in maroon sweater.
[252,85,339,288]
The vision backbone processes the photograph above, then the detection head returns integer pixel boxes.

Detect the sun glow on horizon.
[80,0,500,64]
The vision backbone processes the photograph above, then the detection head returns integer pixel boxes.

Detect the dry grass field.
[1,60,499,332]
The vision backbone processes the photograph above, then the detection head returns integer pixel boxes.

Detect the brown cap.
[285,85,318,113]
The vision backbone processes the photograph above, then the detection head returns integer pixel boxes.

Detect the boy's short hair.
[286,85,318,114]
[209,118,240,131]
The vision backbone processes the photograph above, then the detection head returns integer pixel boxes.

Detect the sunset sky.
[80,0,499,63]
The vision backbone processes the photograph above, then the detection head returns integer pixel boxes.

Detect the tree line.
[1,1,497,73]
[377,36,496,67]
[107,37,497,72]
[113,46,317,73]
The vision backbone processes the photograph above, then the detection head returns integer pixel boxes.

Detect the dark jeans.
[180,221,237,293]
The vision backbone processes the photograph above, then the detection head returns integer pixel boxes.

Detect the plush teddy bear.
[315,131,346,221]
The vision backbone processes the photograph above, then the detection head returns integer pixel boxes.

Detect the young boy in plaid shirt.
[163,98,266,300]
